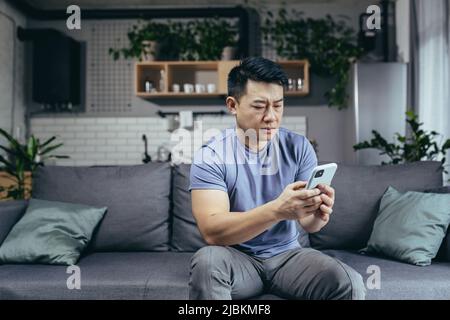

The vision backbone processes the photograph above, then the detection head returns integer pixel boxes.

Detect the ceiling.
[20,0,360,10]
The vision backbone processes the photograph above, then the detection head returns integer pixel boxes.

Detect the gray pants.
[189,246,366,300]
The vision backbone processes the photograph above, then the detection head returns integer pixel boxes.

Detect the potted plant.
[0,128,69,200]
[109,21,172,61]
[353,111,450,177]
[263,8,365,109]
[110,18,239,62]
[141,40,159,61]
[191,18,239,61]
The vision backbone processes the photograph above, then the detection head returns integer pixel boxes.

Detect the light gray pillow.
[361,186,450,266]
[0,198,106,265]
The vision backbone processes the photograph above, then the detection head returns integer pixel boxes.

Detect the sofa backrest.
[28,161,444,254]
[0,200,28,245]
[309,161,443,250]
[171,164,208,251]
[32,164,171,252]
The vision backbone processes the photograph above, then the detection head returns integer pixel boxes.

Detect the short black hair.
[227,57,288,100]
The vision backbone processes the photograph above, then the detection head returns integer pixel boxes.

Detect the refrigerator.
[344,63,408,165]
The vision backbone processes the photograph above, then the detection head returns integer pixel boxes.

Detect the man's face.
[227,79,284,142]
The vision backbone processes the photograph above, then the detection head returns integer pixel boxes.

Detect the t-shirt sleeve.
[295,136,318,182]
[189,146,228,193]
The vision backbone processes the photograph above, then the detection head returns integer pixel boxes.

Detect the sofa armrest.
[424,186,450,262]
[0,200,28,244]
[437,231,450,262]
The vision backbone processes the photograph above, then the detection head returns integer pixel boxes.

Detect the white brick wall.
[30,116,307,166]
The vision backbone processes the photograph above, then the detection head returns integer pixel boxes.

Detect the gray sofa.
[0,161,449,300]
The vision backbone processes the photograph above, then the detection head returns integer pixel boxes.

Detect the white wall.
[0,0,27,141]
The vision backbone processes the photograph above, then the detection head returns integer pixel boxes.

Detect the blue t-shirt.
[189,126,317,258]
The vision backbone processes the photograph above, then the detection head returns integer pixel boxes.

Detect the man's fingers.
[304,202,321,213]
[303,195,322,207]
[291,181,307,190]
[317,184,335,198]
[297,188,321,199]
[319,204,333,215]
[320,194,334,207]
[316,211,329,221]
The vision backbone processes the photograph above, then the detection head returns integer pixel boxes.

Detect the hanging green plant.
[190,18,238,60]
[262,8,365,109]
[109,18,239,62]
[109,20,183,61]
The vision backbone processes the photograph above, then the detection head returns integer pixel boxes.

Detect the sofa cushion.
[171,164,311,252]
[323,249,450,299]
[360,187,450,266]
[32,164,171,252]
[309,161,443,250]
[427,186,450,193]
[0,199,106,265]
[171,164,208,251]
[0,250,283,300]
[0,200,28,245]
[0,252,192,299]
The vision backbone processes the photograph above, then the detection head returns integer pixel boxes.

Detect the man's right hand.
[272,181,323,221]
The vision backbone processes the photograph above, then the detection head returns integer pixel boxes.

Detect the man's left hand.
[314,184,335,222]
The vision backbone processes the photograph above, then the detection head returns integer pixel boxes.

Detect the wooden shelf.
[135,60,309,98]
[284,91,309,97]
[278,60,310,96]
[137,92,226,98]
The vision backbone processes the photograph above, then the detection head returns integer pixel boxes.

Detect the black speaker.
[358,0,396,62]
[18,28,81,105]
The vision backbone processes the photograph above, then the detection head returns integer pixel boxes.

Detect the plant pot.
[141,40,160,61]
[221,46,237,61]
[0,171,32,200]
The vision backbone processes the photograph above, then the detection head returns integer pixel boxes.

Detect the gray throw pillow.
[0,198,106,265]
[361,186,450,266]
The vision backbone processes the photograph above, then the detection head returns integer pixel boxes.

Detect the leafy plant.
[0,128,68,200]
[353,111,450,173]
[109,18,238,62]
[109,21,176,61]
[189,18,238,60]
[262,8,365,109]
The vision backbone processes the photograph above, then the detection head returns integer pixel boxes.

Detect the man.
[188,57,365,300]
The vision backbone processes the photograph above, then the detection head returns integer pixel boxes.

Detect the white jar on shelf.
[159,70,165,92]
[297,78,303,90]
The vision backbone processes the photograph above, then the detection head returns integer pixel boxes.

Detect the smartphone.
[306,163,338,190]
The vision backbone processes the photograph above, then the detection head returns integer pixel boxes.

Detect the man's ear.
[226,96,238,115]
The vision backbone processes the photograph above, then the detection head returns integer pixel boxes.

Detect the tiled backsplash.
[30,116,307,166]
